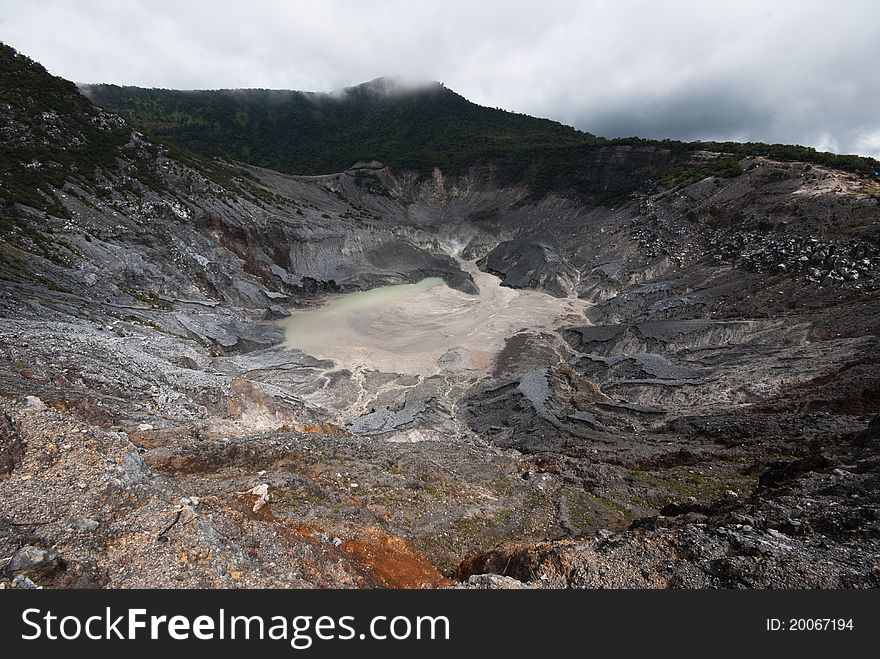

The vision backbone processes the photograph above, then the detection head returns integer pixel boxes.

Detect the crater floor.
[279,259,591,376]
[2,152,878,590]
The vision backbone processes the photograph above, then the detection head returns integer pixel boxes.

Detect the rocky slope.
[2,44,879,589]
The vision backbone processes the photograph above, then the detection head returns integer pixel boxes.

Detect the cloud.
[1,0,877,158]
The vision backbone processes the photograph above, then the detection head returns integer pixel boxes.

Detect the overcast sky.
[2,0,878,158]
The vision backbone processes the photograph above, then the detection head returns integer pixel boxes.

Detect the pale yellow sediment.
[278,259,591,376]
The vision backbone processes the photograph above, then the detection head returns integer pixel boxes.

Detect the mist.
[1,0,877,157]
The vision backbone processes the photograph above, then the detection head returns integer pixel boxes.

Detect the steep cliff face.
[2,44,879,589]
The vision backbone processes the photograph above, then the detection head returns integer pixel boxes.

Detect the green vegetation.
[658,156,743,190]
[271,487,320,510]
[119,287,170,308]
[854,181,879,197]
[0,43,130,216]
[0,201,84,266]
[452,509,513,536]
[583,490,635,520]
[489,475,515,496]
[623,461,756,507]
[4,40,879,216]
[84,77,880,202]
[0,41,299,242]
[83,78,594,178]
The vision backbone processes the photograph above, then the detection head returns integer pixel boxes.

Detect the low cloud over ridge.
[1,0,877,158]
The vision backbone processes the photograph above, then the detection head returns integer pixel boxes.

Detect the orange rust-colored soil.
[339,527,452,589]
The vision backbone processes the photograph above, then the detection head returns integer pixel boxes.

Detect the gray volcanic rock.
[2,49,879,589]
[479,233,578,297]
[6,545,63,579]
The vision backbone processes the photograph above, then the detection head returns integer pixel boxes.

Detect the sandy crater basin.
[280,260,590,375]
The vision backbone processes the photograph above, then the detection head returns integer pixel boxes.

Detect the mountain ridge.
[80,76,592,180]
[82,70,879,187]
